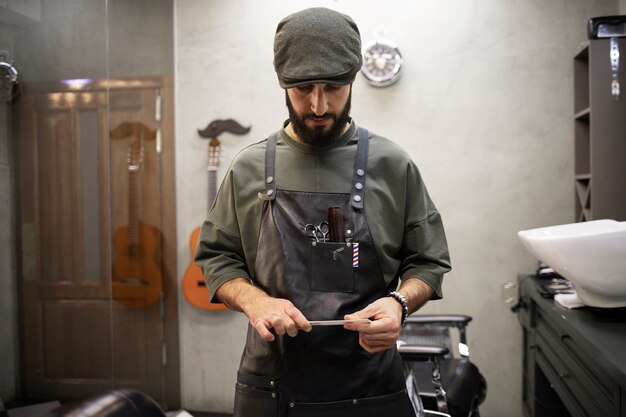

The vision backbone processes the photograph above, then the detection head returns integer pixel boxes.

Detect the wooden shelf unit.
[573,39,626,222]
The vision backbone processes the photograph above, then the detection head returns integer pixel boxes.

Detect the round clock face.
[361,39,403,87]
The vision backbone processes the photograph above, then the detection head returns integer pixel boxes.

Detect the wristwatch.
[361,38,403,87]
[388,291,408,326]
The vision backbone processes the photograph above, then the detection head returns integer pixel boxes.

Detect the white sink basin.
[518,219,626,308]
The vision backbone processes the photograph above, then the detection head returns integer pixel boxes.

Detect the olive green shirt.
[195,121,451,302]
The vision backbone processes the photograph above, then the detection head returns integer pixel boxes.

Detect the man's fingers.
[362,331,396,343]
[343,298,402,352]
[359,333,397,353]
[249,299,311,341]
[345,304,376,321]
[268,305,309,338]
[343,309,376,332]
[253,320,275,342]
[269,315,287,336]
[281,314,300,337]
[344,315,395,334]
[361,343,386,353]
[285,305,312,332]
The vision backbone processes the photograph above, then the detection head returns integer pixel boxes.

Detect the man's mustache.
[305,113,335,121]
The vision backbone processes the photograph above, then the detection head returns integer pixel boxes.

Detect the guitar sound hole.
[120,278,150,286]
[127,245,144,257]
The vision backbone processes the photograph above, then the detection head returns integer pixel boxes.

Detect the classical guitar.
[182,137,227,310]
[182,118,251,310]
[111,136,163,308]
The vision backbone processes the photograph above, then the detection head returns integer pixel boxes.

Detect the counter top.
[519,275,626,387]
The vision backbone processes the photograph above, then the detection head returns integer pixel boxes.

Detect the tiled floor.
[3,401,61,417]
[2,400,233,417]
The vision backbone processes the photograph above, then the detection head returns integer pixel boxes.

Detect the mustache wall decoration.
[198,118,251,138]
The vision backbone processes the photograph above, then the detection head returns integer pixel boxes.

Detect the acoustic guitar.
[111,137,163,308]
[182,137,227,310]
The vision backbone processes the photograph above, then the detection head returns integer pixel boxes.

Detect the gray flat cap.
[273,8,362,88]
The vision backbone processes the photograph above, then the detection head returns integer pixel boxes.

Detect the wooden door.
[14,78,179,407]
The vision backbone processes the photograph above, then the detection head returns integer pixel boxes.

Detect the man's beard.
[286,90,352,148]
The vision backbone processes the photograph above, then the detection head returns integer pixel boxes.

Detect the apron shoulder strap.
[351,127,369,210]
[258,134,278,201]
[259,128,369,207]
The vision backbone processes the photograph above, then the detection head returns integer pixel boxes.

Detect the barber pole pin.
[352,243,359,268]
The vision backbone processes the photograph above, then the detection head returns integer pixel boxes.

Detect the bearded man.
[195,7,451,417]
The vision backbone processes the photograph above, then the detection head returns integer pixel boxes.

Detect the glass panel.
[106,0,175,405]
[80,110,103,281]
[1,0,176,407]
[6,0,114,402]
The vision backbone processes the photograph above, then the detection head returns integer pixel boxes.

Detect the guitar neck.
[128,168,140,250]
[208,168,218,209]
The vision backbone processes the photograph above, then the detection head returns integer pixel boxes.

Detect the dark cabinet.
[517,276,626,417]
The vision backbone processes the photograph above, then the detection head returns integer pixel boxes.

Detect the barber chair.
[54,390,166,417]
[397,315,486,417]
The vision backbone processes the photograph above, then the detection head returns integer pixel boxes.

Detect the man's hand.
[216,278,311,342]
[343,278,435,353]
[343,297,403,353]
[244,294,312,341]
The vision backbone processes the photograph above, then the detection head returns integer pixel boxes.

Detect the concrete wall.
[175,1,616,416]
[622,0,626,13]
[0,0,41,24]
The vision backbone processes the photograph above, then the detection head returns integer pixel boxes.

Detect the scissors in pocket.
[304,221,330,242]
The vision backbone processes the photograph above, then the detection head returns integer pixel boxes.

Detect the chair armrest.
[423,411,452,417]
[405,314,472,327]
[397,344,449,362]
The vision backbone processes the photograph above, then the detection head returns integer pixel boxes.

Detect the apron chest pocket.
[310,242,355,293]
[233,373,278,417]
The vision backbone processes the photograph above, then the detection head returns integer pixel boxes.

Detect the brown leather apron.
[233,128,415,417]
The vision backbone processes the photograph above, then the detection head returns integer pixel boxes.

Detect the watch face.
[361,39,403,87]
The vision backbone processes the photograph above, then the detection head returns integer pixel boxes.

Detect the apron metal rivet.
[352,399,358,405]
[290,403,295,408]
[267,189,274,196]
[266,176,274,184]
[270,380,275,386]
[355,182,363,190]
[271,393,276,398]
[357,169,364,176]
[353,195,362,202]
[346,229,352,235]
[312,242,317,247]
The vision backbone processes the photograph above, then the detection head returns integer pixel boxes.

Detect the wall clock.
[361,39,403,87]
